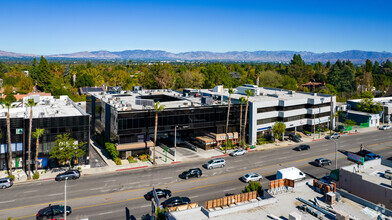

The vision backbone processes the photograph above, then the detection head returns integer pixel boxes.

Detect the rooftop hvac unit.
[39,112,45,117]
[100,92,104,95]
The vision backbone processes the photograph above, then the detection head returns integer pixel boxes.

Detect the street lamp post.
[332,139,338,170]
[174,126,177,162]
[64,177,68,220]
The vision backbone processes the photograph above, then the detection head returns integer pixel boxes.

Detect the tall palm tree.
[26,99,36,180]
[33,128,45,174]
[239,97,246,147]
[225,88,234,154]
[153,101,165,165]
[243,90,254,145]
[2,101,14,177]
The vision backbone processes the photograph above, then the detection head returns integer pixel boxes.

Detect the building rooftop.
[0,95,88,119]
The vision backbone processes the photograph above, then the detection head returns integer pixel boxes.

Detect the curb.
[115,166,149,172]
[171,161,181,164]
[211,154,229,158]
[312,138,324,142]
[347,132,360,135]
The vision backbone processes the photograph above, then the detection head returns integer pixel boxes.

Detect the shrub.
[7,175,15,181]
[33,172,40,180]
[8,217,12,220]
[242,181,262,196]
[114,157,122,165]
[105,142,119,160]
[128,156,138,163]
[304,130,312,135]
[78,166,82,171]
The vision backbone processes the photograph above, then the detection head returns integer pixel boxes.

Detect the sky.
[0,0,392,55]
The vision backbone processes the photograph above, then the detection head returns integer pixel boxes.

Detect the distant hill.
[1,49,392,64]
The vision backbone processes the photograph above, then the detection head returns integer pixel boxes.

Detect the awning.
[116,141,154,151]
[212,132,239,141]
[195,136,216,145]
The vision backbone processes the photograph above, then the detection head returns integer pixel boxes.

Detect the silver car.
[241,173,263,183]
[230,149,246,157]
[0,178,13,189]
[204,158,226,169]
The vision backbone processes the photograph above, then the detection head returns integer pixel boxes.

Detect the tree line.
[1,55,392,102]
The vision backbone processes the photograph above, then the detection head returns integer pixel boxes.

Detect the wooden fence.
[204,191,257,209]
[168,202,198,212]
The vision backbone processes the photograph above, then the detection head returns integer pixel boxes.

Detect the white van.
[276,167,306,181]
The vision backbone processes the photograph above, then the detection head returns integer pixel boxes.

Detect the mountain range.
[1,49,391,64]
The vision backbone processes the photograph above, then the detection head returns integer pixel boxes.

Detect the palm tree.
[33,128,45,174]
[239,97,246,147]
[26,99,36,180]
[153,101,165,165]
[2,101,14,177]
[243,90,254,145]
[225,88,234,154]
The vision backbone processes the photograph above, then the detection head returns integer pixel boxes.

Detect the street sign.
[347,152,364,165]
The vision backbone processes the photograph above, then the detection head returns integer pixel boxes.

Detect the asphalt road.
[1,130,392,220]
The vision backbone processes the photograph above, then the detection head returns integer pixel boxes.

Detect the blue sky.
[1,0,391,55]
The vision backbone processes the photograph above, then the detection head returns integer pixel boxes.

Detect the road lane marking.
[6,144,392,216]
[95,211,113,216]
[0,200,15,204]
[47,193,63,196]
[89,187,104,191]
[162,177,172,180]
[104,180,116,182]
[23,190,37,193]
[141,174,151,177]
[223,188,236,192]
[139,205,150,208]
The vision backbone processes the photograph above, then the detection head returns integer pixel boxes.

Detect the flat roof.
[0,95,88,119]
[342,160,392,187]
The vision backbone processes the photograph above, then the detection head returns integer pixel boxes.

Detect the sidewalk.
[3,126,378,185]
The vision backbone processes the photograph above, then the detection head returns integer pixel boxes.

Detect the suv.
[0,177,13,189]
[293,144,310,151]
[180,168,202,180]
[314,158,332,167]
[326,133,340,139]
[55,170,80,181]
[204,158,226,169]
[36,204,72,220]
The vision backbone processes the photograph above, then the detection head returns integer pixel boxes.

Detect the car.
[145,189,172,200]
[384,170,392,180]
[0,177,13,189]
[204,158,226,169]
[241,173,263,183]
[293,144,310,151]
[179,168,202,180]
[314,158,332,167]
[230,149,246,157]
[326,133,340,139]
[161,196,191,208]
[289,135,302,143]
[55,170,80,181]
[380,125,391,130]
[36,204,71,220]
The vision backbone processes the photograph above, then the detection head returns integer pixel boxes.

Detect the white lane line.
[89,187,104,191]
[141,174,151,177]
[0,200,15,204]
[48,193,63,196]
[190,195,199,199]
[280,156,289,159]
[128,181,141,185]
[223,188,237,192]
[104,179,116,182]
[95,211,113,216]
[23,190,38,193]
[255,161,263,164]
[162,177,172,180]
[139,204,150,208]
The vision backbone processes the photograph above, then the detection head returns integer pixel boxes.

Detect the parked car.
[36,204,71,220]
[179,168,202,179]
[230,149,246,157]
[241,173,263,183]
[161,196,191,208]
[380,125,391,130]
[314,158,332,167]
[384,170,392,180]
[55,170,80,181]
[289,134,302,143]
[293,144,310,151]
[326,133,340,139]
[276,167,306,181]
[204,158,226,169]
[0,177,13,189]
[145,189,172,200]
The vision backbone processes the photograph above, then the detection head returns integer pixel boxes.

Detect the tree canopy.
[49,133,86,168]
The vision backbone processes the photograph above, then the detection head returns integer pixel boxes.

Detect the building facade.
[0,95,90,171]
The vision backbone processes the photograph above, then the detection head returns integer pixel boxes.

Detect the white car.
[380,125,391,130]
[241,173,263,183]
[230,149,246,156]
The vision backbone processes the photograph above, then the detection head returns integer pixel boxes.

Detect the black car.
[293,144,310,151]
[55,170,80,181]
[179,168,202,180]
[36,204,71,220]
[161,196,191,208]
[314,158,332,167]
[145,189,172,200]
[289,134,302,143]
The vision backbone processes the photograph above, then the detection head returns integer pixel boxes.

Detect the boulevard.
[1,130,391,220]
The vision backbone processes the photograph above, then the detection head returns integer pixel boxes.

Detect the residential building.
[0,95,90,171]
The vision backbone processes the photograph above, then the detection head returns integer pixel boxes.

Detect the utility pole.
[333,139,338,170]
[174,126,177,162]
[64,177,68,220]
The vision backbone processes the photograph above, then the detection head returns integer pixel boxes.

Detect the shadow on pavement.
[126,207,137,220]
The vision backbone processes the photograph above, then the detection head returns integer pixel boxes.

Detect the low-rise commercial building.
[347,97,392,124]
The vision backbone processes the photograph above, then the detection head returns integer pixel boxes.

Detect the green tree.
[75,74,95,88]
[344,119,356,127]
[242,90,254,144]
[153,101,165,165]
[32,128,45,174]
[36,56,53,92]
[242,181,263,196]
[225,88,234,154]
[357,98,383,114]
[272,122,286,141]
[360,91,374,98]
[239,97,246,146]
[1,101,14,176]
[49,133,86,169]
[26,99,36,179]
[105,142,119,160]
[5,93,16,103]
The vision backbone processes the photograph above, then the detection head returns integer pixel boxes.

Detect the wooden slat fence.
[204,191,257,209]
